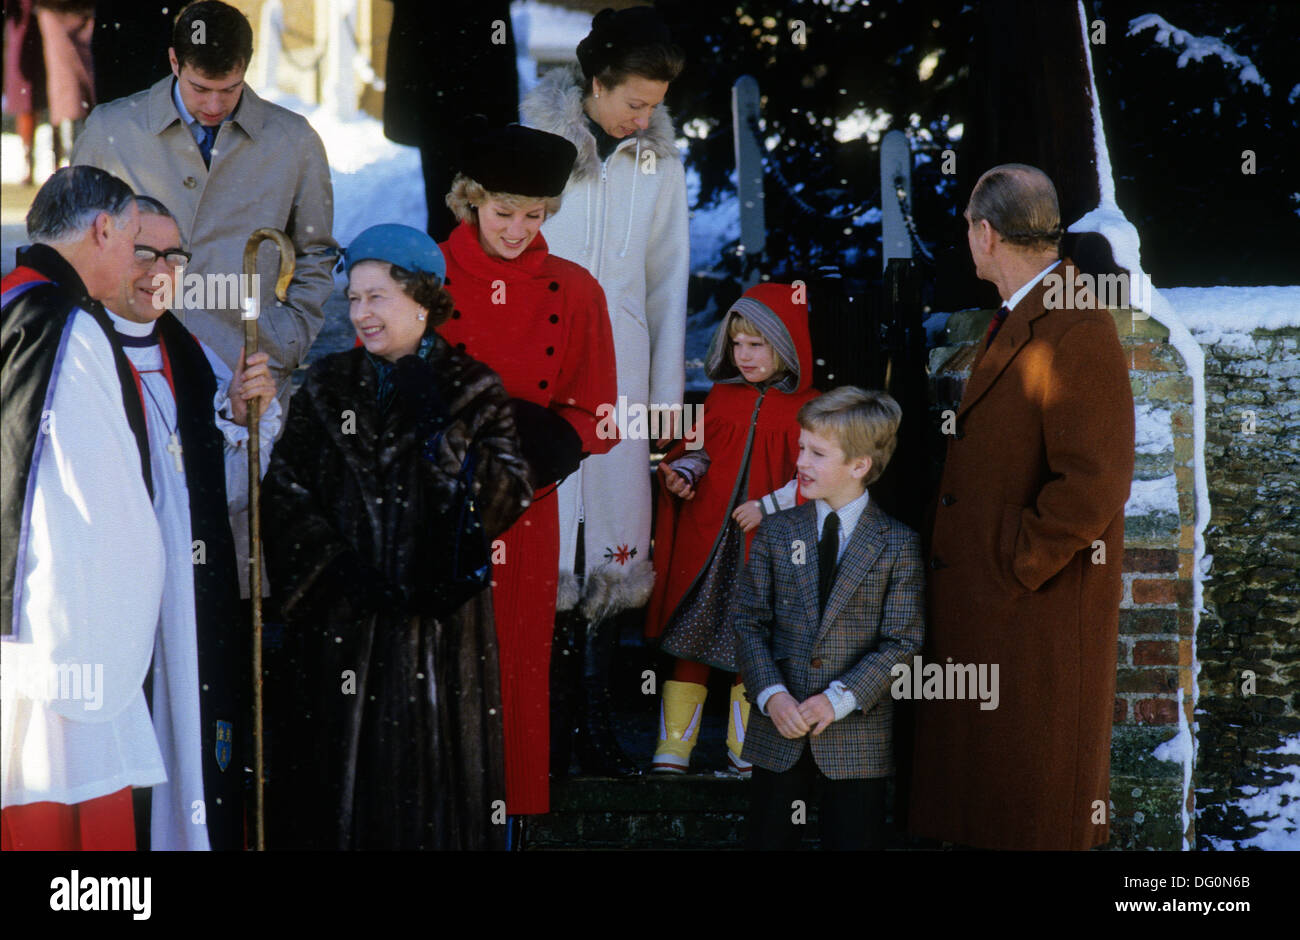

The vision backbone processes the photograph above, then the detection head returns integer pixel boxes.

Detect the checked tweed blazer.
[734,499,925,779]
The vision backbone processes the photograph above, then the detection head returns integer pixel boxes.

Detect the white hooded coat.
[522,65,690,617]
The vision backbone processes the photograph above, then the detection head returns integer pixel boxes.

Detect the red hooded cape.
[645,282,818,642]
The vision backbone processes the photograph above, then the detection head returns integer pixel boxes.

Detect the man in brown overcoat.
[907,164,1135,850]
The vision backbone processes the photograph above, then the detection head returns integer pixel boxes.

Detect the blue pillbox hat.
[341,224,446,280]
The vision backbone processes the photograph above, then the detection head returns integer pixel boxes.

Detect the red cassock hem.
[1,786,136,851]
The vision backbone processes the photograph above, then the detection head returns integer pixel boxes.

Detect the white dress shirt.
[756,488,872,722]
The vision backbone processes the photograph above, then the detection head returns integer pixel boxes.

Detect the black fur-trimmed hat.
[575,6,674,80]
[457,116,577,198]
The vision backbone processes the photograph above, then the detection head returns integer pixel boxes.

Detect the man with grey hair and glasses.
[98,193,280,850]
[0,165,170,850]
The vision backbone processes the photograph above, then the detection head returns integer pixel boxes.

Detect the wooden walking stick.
[242,228,294,851]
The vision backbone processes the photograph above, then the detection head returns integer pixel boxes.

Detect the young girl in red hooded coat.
[646,282,818,775]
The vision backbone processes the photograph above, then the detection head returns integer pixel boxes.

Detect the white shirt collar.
[172,78,237,128]
[815,487,871,552]
[1004,259,1061,313]
[172,78,198,126]
[105,307,157,337]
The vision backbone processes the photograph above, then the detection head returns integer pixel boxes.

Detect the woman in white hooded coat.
[521,7,688,775]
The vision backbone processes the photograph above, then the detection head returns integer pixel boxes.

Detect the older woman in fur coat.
[263,225,533,850]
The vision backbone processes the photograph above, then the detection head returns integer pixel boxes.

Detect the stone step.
[525,774,757,850]
[521,774,918,850]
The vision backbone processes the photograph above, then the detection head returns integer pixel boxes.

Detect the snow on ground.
[687,167,740,274]
[258,89,425,255]
[1,124,57,186]
[1203,735,1300,850]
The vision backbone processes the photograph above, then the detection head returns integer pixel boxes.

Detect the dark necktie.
[984,305,1011,348]
[198,124,218,167]
[818,511,840,615]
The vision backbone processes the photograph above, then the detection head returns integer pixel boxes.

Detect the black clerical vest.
[141,314,247,852]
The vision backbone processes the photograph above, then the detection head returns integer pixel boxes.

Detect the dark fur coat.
[262,336,532,850]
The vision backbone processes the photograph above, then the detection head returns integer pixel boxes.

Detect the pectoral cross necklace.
[140,378,184,474]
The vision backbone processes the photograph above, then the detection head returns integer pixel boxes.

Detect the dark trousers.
[746,747,887,850]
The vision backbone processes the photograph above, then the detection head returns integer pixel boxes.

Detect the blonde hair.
[797,387,901,487]
[726,312,788,376]
[445,173,563,225]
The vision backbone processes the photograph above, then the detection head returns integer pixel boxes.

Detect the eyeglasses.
[134,245,192,266]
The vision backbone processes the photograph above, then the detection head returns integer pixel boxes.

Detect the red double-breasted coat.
[438,222,617,815]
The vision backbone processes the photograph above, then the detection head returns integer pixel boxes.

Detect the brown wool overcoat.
[907,259,1135,850]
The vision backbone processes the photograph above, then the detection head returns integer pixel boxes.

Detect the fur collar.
[521,64,678,183]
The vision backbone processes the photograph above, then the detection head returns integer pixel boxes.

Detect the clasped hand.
[767,691,835,739]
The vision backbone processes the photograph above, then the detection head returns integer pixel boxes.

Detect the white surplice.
[1,310,168,810]
[106,310,280,851]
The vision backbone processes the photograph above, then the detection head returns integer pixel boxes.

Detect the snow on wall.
[1160,286,1300,343]
[1126,475,1180,517]
[1153,687,1195,842]
[1134,402,1175,455]
[1074,2,1208,850]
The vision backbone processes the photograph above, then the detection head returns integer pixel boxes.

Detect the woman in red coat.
[645,283,818,774]
[438,121,618,831]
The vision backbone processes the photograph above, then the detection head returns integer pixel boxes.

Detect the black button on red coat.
[549,314,559,324]
[548,282,559,291]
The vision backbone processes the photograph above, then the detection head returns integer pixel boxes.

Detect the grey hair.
[133,195,175,221]
[968,163,1062,252]
[27,166,136,244]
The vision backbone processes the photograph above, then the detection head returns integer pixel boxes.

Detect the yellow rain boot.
[652,680,708,773]
[726,682,753,778]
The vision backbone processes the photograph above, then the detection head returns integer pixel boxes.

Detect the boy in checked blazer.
[734,387,925,849]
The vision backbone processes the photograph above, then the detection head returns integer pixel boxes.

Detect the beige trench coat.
[72,75,337,411]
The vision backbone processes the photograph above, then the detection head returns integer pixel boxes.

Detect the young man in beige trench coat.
[71,1,337,595]
[72,1,336,423]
